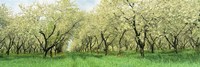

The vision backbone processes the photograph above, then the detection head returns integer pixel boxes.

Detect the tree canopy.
[0,0,200,57]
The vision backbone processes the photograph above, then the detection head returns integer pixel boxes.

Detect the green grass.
[0,51,200,67]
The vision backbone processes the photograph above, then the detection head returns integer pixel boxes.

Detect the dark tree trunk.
[16,49,20,54]
[0,37,5,50]
[23,49,27,54]
[104,45,108,56]
[6,49,10,55]
[173,36,178,54]
[174,46,178,53]
[55,44,63,55]
[101,31,117,56]
[118,30,127,55]
[101,31,108,56]
[16,44,23,54]
[136,44,139,52]
[5,35,15,56]
[140,47,144,57]
[146,34,158,53]
[44,50,48,57]
[168,44,171,50]
[150,45,154,53]
[138,40,145,57]
[50,49,53,57]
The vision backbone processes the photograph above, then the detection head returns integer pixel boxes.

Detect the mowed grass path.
[0,51,200,67]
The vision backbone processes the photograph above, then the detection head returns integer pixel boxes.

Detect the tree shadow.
[0,54,3,58]
[67,52,103,61]
[142,51,200,63]
[0,53,46,61]
[0,52,104,61]
[1,51,198,63]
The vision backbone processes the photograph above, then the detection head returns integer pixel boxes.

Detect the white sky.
[0,0,100,14]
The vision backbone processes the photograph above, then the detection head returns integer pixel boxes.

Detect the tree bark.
[118,30,127,55]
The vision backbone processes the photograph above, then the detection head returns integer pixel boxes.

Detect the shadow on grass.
[142,51,200,63]
[0,53,43,61]
[67,52,103,60]
[1,50,198,63]
[0,53,3,58]
[0,52,103,61]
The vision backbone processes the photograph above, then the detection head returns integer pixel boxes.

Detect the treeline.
[0,0,200,57]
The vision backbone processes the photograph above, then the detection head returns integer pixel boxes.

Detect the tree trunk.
[140,48,144,57]
[101,31,108,56]
[174,45,178,53]
[104,47,108,56]
[118,30,127,55]
[139,42,145,57]
[6,49,10,55]
[50,49,53,57]
[16,49,20,54]
[150,44,154,53]
[44,50,48,57]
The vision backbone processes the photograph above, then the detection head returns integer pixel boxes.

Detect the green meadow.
[1,51,199,67]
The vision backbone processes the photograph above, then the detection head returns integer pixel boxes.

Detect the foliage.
[0,0,200,58]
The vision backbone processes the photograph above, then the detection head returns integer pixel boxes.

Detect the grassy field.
[0,51,200,67]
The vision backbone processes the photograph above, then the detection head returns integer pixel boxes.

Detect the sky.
[0,0,100,14]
